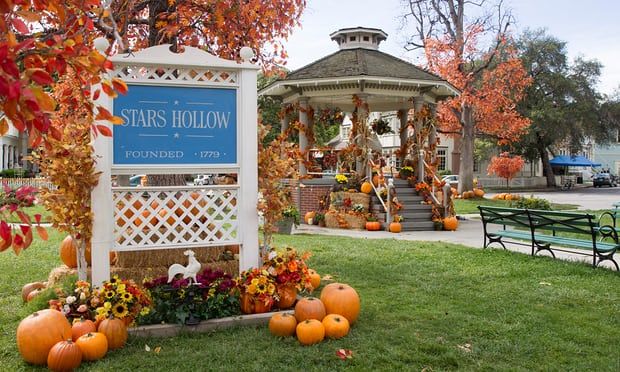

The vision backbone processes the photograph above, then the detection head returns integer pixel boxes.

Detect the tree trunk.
[148,174,187,186]
[458,105,475,193]
[76,237,88,282]
[538,142,556,187]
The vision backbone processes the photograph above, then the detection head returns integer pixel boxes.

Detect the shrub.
[510,195,551,210]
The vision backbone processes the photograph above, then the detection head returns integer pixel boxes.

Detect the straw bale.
[116,245,239,268]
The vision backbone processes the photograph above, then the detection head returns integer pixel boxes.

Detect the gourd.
[21,281,46,302]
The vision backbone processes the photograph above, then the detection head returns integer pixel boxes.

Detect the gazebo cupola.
[329,27,387,50]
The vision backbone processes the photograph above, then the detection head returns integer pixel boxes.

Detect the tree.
[515,29,620,186]
[401,0,531,193]
[487,152,524,188]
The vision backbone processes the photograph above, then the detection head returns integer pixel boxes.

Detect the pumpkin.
[372,174,384,187]
[389,222,402,233]
[276,284,298,309]
[294,297,326,322]
[308,269,321,291]
[473,188,485,198]
[360,182,373,194]
[75,332,108,361]
[47,340,82,372]
[16,309,72,365]
[21,281,46,302]
[320,283,360,325]
[322,314,350,339]
[304,211,316,222]
[60,235,78,268]
[296,319,325,346]
[98,317,128,350]
[443,216,459,231]
[72,319,96,342]
[365,221,381,231]
[268,313,297,337]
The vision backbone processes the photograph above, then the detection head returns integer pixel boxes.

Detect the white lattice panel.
[112,186,238,251]
[113,65,238,86]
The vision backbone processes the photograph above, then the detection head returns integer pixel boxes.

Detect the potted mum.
[399,166,414,179]
[277,205,300,234]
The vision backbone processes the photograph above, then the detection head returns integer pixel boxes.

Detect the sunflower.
[256,282,267,294]
[104,290,115,299]
[112,303,129,318]
[109,276,118,285]
[247,283,257,294]
[121,292,133,302]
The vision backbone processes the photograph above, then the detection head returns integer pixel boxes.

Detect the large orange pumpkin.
[21,281,46,302]
[47,340,82,372]
[72,319,96,342]
[308,269,321,291]
[365,221,381,231]
[360,182,373,194]
[296,319,325,346]
[294,297,326,322]
[322,314,350,339]
[268,313,297,337]
[473,188,485,198]
[60,235,78,268]
[320,283,360,325]
[16,309,72,365]
[76,332,108,361]
[443,216,459,231]
[98,317,128,350]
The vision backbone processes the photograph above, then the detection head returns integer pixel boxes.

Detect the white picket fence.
[0,177,55,190]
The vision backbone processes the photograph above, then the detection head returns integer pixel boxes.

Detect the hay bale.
[116,245,239,268]
[344,214,366,229]
[330,191,370,211]
[112,260,239,284]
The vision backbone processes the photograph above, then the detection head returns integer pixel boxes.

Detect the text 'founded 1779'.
[112,85,237,165]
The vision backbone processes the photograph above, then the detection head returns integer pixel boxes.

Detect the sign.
[113,85,237,165]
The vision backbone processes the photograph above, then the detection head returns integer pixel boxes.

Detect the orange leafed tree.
[402,0,532,193]
[487,152,524,188]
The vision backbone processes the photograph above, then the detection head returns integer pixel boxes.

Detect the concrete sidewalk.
[292,219,617,270]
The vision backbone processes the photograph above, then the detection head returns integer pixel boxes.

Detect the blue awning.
[549,155,601,167]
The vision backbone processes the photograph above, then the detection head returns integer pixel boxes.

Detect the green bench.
[598,202,620,228]
[478,206,619,270]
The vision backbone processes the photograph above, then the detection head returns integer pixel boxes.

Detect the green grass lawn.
[1,232,619,371]
[454,197,579,215]
[4,204,52,223]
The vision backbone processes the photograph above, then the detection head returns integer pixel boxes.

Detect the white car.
[193,174,214,185]
[441,175,459,188]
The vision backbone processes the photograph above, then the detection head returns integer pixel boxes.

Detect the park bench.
[598,202,620,228]
[478,206,619,270]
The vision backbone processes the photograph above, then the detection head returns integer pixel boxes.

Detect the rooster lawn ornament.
[167,250,201,285]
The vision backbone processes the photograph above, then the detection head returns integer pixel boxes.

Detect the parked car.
[129,174,145,187]
[593,173,617,187]
[441,174,459,188]
[193,174,214,185]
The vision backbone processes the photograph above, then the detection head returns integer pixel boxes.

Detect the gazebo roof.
[259,27,458,111]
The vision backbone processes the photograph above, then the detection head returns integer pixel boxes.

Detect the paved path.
[488,186,620,211]
[293,219,617,270]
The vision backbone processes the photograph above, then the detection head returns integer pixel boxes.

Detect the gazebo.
[259,27,459,229]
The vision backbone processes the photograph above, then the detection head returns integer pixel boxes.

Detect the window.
[473,157,480,172]
[363,36,369,41]
[436,148,447,171]
[349,36,356,42]
[341,126,350,140]
[617,129,620,143]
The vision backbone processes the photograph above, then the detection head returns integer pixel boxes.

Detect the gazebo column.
[413,97,425,182]
[298,97,310,176]
[355,94,369,174]
[429,104,437,164]
[280,103,290,135]
[397,108,408,166]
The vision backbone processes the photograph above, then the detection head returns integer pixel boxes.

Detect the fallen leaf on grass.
[154,346,161,354]
[336,349,353,360]
[145,344,150,352]
[145,344,161,354]
[539,281,552,286]
[457,343,472,353]
[322,274,334,281]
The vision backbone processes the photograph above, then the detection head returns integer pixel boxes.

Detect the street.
[489,186,620,210]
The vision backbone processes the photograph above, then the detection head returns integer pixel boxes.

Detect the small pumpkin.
[59,235,78,268]
[72,319,97,342]
[98,317,128,350]
[320,283,361,325]
[308,269,321,291]
[268,313,297,337]
[360,181,373,194]
[443,216,459,231]
[473,188,485,198]
[389,222,402,233]
[294,297,326,322]
[21,281,46,302]
[47,340,82,372]
[372,174,384,187]
[322,314,350,339]
[296,319,325,346]
[304,211,316,222]
[26,289,42,302]
[365,221,381,231]
[75,332,108,361]
[16,309,72,365]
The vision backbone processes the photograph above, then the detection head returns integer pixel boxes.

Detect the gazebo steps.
[370,181,435,231]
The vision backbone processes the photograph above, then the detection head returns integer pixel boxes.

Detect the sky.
[281,0,620,95]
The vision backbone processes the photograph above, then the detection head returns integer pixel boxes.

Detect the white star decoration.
[174,133,180,139]
[174,100,179,105]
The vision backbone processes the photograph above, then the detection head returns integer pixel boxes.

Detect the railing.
[0,177,56,190]
[422,160,442,206]
[367,153,391,229]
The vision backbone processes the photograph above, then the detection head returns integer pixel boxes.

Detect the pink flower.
[77,304,88,313]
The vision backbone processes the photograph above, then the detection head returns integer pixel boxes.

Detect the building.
[0,115,28,173]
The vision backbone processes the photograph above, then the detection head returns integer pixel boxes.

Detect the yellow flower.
[121,292,133,302]
[140,307,150,316]
[256,283,267,294]
[109,276,119,285]
[103,301,112,310]
[104,290,115,299]
[250,278,259,286]
[247,284,257,295]
[116,284,126,294]
[112,303,129,318]
[267,283,275,294]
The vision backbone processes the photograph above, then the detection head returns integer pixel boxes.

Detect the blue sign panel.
[113,85,237,165]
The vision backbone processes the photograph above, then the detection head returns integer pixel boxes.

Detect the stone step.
[375,212,432,221]
[400,221,435,231]
[394,195,425,202]
[371,203,432,213]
